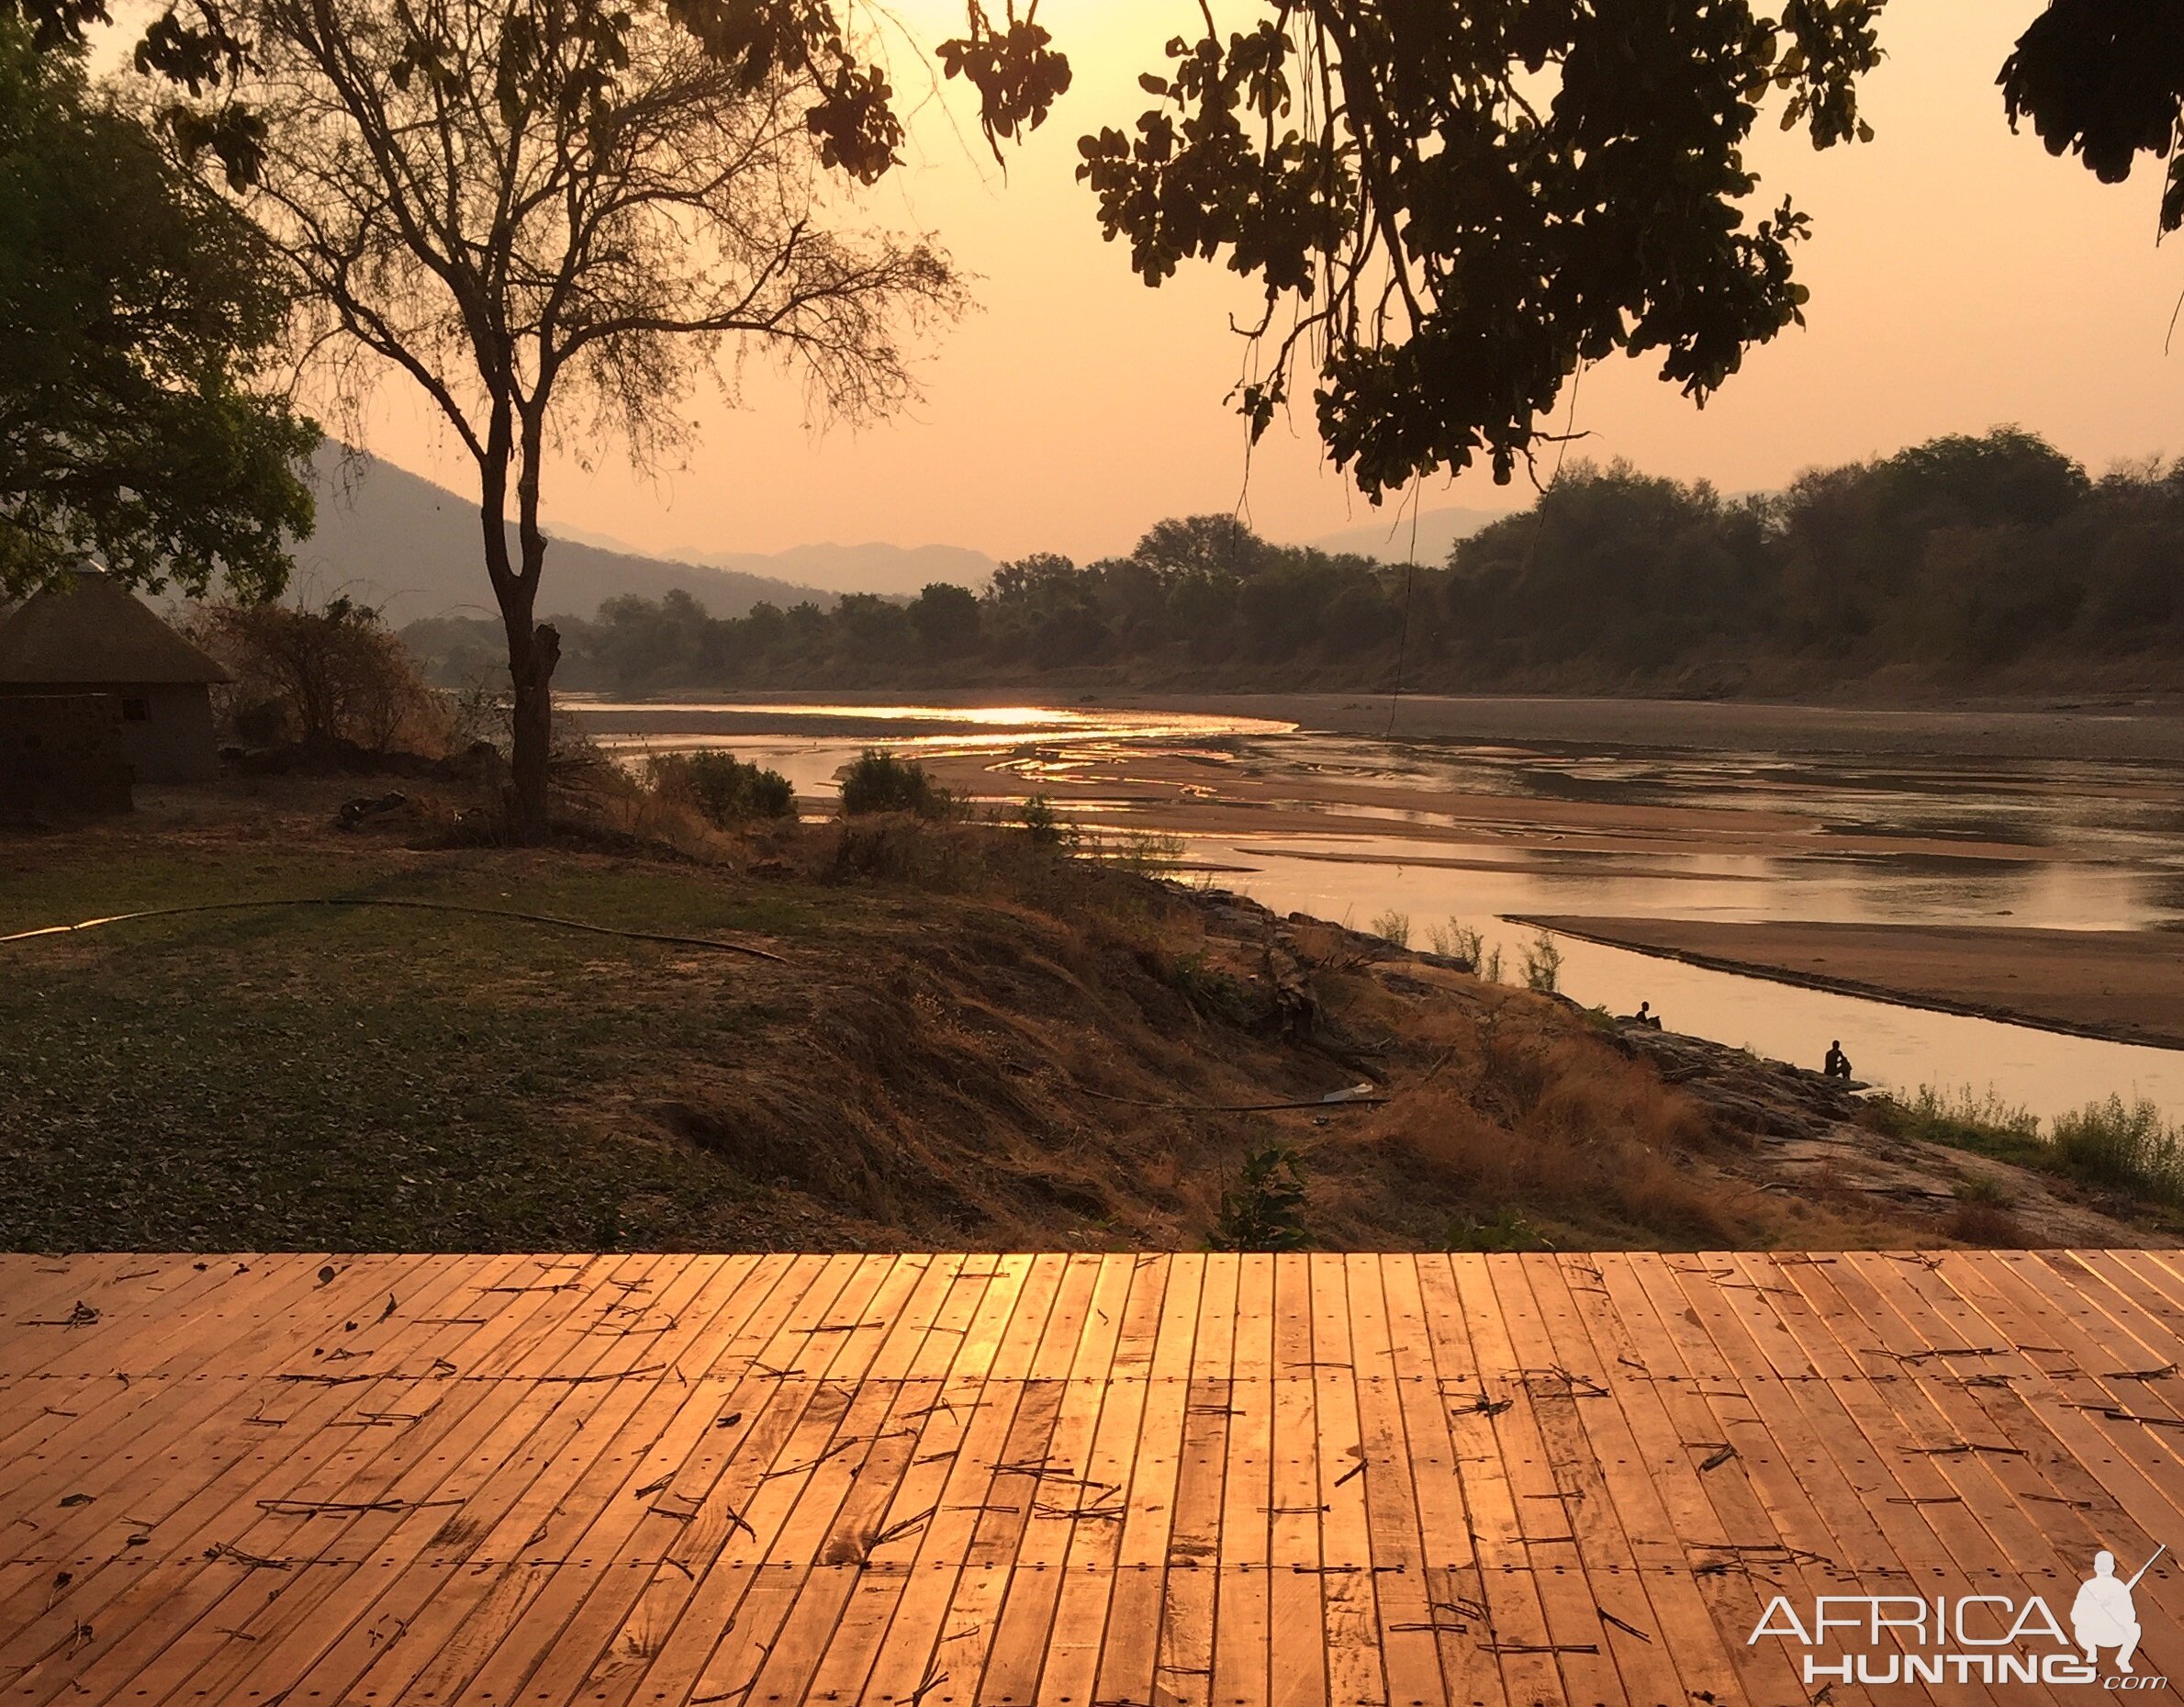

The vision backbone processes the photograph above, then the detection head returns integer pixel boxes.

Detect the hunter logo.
[2075,1548,2163,1676]
[1749,1547,2169,1689]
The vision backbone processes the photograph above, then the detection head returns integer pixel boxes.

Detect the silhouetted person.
[1630,1001,1663,1029]
[2074,1550,2145,1674]
[1823,1039,1852,1079]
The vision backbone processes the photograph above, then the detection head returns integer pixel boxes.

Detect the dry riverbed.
[1518,916,2184,1050]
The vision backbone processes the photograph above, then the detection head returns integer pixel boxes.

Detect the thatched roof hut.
[0,569,228,783]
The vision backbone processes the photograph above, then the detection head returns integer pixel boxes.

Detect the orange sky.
[356,1,2184,563]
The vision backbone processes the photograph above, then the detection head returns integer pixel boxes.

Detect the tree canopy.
[403,429,2184,699]
[18,0,2182,520]
[0,19,315,599]
[215,0,964,829]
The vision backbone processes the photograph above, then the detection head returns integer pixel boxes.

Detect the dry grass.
[1303,990,1773,1249]
[0,771,2085,1253]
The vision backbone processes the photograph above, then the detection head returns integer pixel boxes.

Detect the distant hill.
[689,542,996,599]
[1306,506,1507,564]
[282,448,836,626]
[547,522,995,598]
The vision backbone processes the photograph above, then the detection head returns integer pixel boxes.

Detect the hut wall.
[0,692,133,813]
[119,683,220,782]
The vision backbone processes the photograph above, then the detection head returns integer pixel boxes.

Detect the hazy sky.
[353,1,2184,563]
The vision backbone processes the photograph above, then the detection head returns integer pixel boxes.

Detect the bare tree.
[210,0,962,833]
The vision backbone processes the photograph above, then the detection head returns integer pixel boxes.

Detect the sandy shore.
[1517,915,2184,1050]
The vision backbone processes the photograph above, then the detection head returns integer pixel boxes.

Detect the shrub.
[1096,828,1185,872]
[1448,1207,1546,1252]
[1019,793,1074,848]
[1428,917,1482,961]
[2051,1096,2184,1204]
[646,749,795,824]
[1369,909,1410,948]
[1891,1085,2043,1151]
[1944,1199,2033,1247]
[1211,1144,1311,1251]
[1521,930,1562,994]
[840,749,955,818]
[189,595,442,754]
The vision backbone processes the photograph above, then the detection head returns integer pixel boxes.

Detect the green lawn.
[2,847,823,1249]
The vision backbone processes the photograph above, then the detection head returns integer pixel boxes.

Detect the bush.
[1085,827,1185,872]
[1019,793,1074,848]
[1369,910,1410,948]
[840,749,955,818]
[1885,1085,2044,1162]
[189,596,442,754]
[646,749,795,824]
[1211,1144,1311,1251]
[2051,1096,2184,1204]
[1448,1207,1547,1252]
[1521,930,1562,994]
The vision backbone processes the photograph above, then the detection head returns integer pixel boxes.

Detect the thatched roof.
[0,570,230,687]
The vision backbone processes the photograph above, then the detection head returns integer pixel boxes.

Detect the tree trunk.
[478,414,558,842]
[505,408,557,838]
[503,605,559,838]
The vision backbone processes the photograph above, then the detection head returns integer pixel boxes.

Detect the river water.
[570,697,2184,1126]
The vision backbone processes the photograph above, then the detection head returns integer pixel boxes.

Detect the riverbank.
[6,774,2167,1251]
[1516,915,2184,1051]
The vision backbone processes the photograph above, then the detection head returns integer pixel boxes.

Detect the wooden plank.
[801,1256,1045,1707]
[1839,1252,2184,1672]
[0,1250,462,1563]
[975,1252,1140,1707]
[1338,1254,1444,1707]
[1306,1257,1382,1707]
[1664,1252,2031,1707]
[0,1253,552,1694]
[859,1253,1106,1707]
[671,1256,975,1707]
[1583,1253,1877,1707]
[1446,1255,1625,1707]
[1373,1255,1503,1707]
[925,1252,1120,1707]
[0,1253,261,1381]
[1148,1252,1236,1707]
[1260,1252,1330,1707]
[1207,1252,1276,1707]
[231,1255,783,1707]
[12,1254,645,1707]
[17,1250,2184,1707]
[470,1252,902,1707]
[128,1252,677,1707]
[212,1253,828,1707]
[1517,1255,1753,1706]
[1030,1253,1176,1707]
[1083,1252,1204,1707]
[1413,1253,1560,1707]
[1496,1255,1711,1707]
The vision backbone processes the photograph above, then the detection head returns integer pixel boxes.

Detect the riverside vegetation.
[405,430,2184,701]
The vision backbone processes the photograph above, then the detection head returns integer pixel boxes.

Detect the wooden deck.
[6,1252,2184,1706]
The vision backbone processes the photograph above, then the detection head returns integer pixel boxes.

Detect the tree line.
[403,429,2184,697]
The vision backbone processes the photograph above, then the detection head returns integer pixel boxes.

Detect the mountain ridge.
[287,448,841,626]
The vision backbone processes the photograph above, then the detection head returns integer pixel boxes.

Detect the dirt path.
[1518,915,2184,1050]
